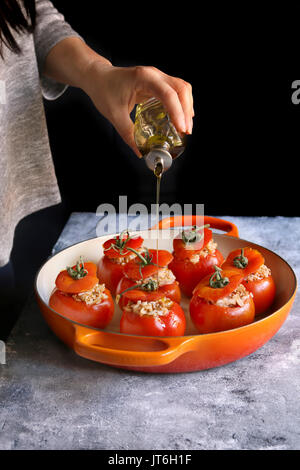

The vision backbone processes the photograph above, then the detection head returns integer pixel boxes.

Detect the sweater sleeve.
[33,0,84,100]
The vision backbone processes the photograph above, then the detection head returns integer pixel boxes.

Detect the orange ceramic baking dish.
[35,216,297,373]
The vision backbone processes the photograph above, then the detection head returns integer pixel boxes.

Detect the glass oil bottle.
[134,97,186,175]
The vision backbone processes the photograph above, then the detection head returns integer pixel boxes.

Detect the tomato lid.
[103,230,144,259]
[121,288,164,303]
[124,249,173,281]
[192,268,243,302]
[55,260,99,294]
[222,247,264,277]
[173,227,213,260]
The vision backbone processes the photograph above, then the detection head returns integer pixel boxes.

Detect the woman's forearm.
[43,37,112,90]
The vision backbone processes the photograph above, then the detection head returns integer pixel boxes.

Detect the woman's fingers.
[134,66,194,135]
[148,83,187,134]
[169,77,194,134]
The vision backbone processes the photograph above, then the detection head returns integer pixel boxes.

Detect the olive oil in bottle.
[134,97,186,174]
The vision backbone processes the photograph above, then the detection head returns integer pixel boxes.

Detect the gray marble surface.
[0,214,300,450]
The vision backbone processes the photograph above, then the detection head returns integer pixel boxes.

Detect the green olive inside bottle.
[134,97,186,174]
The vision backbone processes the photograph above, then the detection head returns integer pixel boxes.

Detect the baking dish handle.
[74,326,198,368]
[151,215,239,238]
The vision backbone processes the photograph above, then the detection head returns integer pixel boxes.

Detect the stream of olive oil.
[154,162,163,285]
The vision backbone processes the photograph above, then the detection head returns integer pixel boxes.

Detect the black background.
[45,2,300,218]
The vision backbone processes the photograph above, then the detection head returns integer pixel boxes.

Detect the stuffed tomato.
[169,225,224,297]
[120,297,186,336]
[49,258,114,329]
[115,248,181,309]
[189,266,255,334]
[97,230,144,295]
[222,247,276,315]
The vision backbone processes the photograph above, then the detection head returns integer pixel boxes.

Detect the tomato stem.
[104,229,134,256]
[209,266,229,288]
[126,247,149,265]
[127,247,162,268]
[67,257,88,280]
[116,279,159,303]
[182,224,210,245]
[233,248,249,269]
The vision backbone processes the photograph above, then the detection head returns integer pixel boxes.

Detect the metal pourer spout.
[154,159,163,177]
[144,148,173,174]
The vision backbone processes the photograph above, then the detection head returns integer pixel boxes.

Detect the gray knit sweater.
[0,0,82,267]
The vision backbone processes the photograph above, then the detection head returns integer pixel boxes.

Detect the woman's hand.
[82,62,194,157]
[44,38,194,157]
